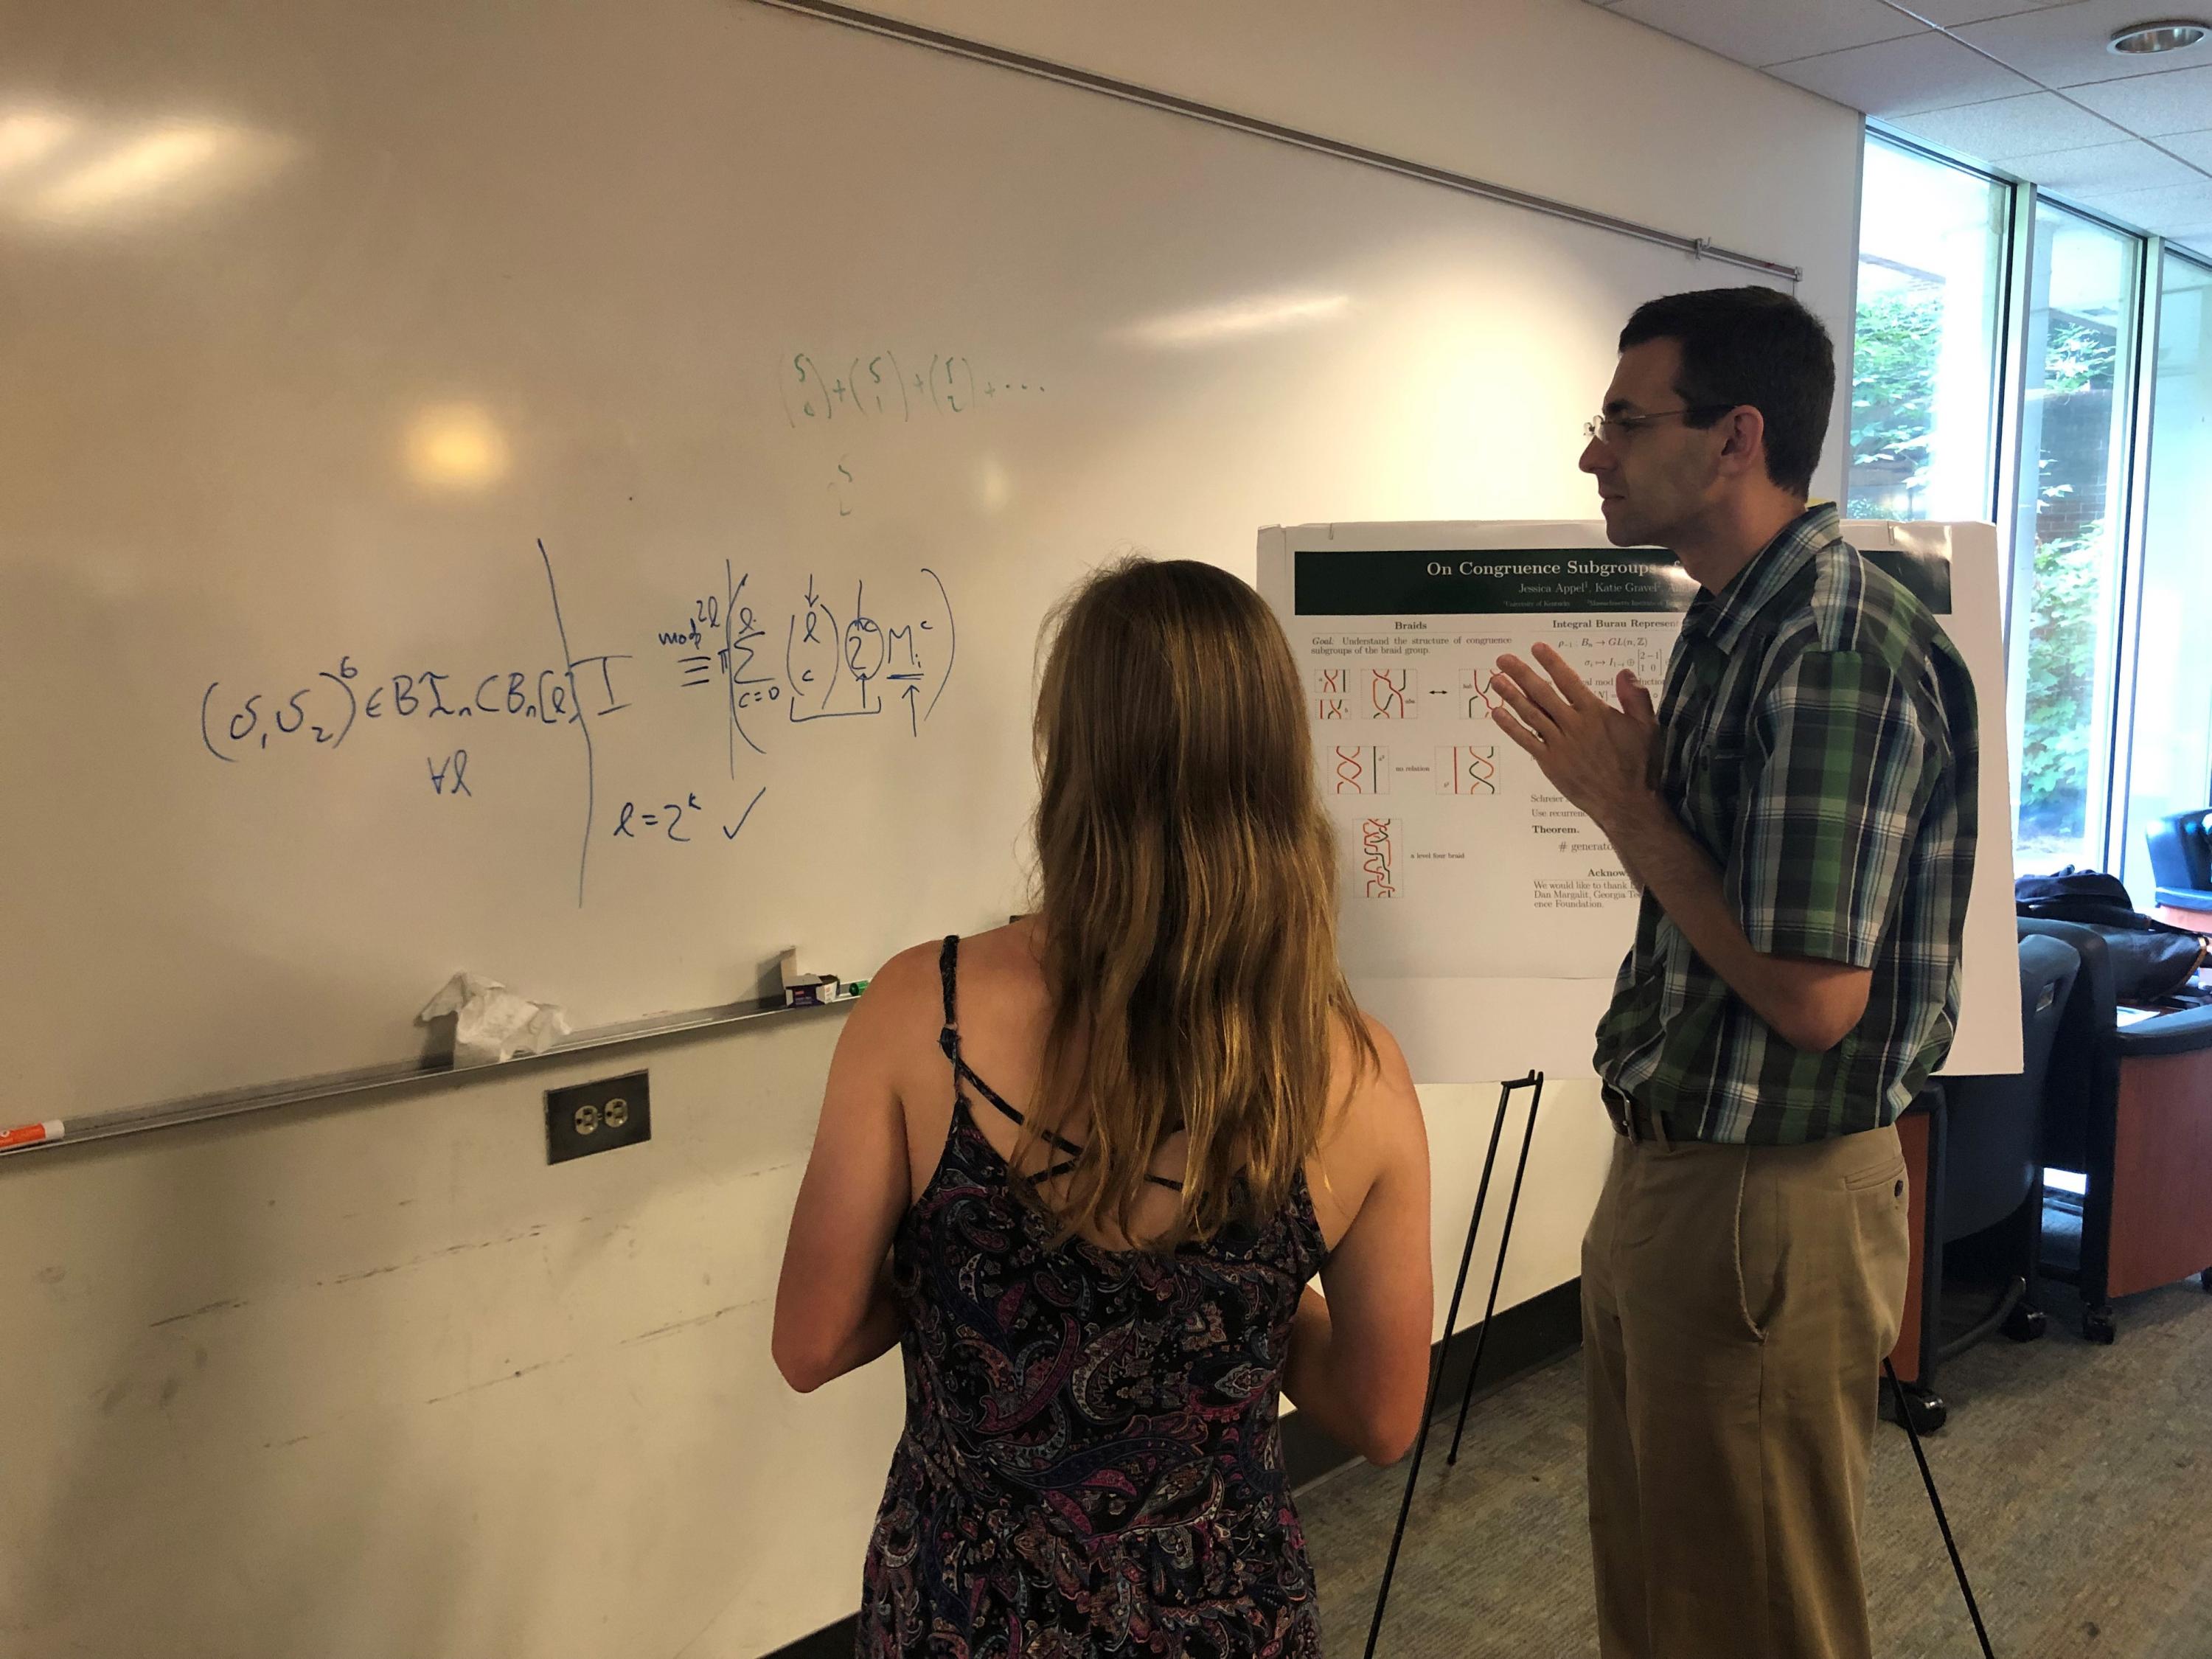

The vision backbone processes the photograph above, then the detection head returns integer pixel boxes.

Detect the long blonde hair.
[1024,556,1374,1247]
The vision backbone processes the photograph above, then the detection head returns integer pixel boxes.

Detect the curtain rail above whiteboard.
[746,0,1804,286]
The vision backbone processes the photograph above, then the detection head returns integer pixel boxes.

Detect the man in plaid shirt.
[1489,287,1978,1659]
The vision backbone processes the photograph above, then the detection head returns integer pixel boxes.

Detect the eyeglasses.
[1582,405,1736,445]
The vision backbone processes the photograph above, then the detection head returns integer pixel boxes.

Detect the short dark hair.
[1618,287,1834,496]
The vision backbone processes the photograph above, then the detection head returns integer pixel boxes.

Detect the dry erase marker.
[0,1119,66,1152]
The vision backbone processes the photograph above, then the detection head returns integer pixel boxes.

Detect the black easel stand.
[1885,1357,1997,1658]
[1446,1073,1545,1465]
[1362,1071,1545,1659]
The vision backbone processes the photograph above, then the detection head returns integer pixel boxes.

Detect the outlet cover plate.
[546,1071,651,1164]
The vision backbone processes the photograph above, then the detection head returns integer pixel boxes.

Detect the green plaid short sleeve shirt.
[1593,505,1980,1145]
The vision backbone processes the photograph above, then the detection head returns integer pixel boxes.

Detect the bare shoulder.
[1330,1012,1419,1134]
[1309,1009,1425,1246]
[942,919,1048,996]
[849,922,1043,1085]
[845,936,949,1036]
[931,921,1051,1085]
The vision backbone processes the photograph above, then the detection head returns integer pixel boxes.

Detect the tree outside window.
[2006,208,2141,875]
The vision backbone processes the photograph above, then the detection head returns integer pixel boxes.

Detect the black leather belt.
[1602,1083,1672,1144]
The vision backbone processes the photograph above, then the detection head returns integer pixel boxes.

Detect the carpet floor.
[1298,1277,2212,1658]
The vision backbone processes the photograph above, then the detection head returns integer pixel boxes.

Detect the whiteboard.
[1258,518,2021,1082]
[0,0,1785,1117]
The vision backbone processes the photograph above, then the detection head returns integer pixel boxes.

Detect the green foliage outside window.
[1848,285,1943,518]
[2020,521,2101,827]
[2020,320,2118,835]
[1849,278,2119,834]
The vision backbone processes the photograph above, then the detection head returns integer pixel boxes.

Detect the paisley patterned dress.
[857,936,1331,1657]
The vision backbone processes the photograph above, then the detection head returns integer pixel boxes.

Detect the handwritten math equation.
[654,562,955,757]
[197,542,957,903]
[774,347,1043,426]
[198,652,630,764]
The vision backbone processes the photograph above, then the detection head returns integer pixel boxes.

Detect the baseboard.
[762,1279,1585,1659]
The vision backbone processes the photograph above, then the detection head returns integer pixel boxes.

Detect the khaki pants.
[1582,1119,1911,1659]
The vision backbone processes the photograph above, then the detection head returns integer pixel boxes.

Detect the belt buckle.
[1603,1085,1636,1139]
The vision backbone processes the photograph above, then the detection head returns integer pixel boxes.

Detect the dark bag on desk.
[2016,869,2211,1002]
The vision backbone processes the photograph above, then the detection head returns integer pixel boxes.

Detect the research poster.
[1289,542,1690,982]
[1256,521,2018,1082]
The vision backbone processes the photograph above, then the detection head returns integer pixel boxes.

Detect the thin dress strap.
[935,933,1180,1192]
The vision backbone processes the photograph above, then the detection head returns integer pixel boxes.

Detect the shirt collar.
[1681,503,1840,653]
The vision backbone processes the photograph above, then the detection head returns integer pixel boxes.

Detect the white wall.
[0,6,1863,1656]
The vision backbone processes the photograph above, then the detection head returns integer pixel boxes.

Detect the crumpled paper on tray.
[417,972,571,1065]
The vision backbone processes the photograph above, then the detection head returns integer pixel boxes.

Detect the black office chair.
[1890,933,2079,1433]
[2145,807,2212,911]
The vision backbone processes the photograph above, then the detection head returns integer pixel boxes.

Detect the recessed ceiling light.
[2109,19,2211,54]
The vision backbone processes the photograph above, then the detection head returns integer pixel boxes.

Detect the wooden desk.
[2108,1045,2212,1298]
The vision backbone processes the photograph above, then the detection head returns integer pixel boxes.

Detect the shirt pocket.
[1670,736,1745,852]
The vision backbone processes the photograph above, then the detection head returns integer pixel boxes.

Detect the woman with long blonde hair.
[775,557,1432,1655]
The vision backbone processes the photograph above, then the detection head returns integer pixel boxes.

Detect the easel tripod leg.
[1447,1074,1545,1466]
[1884,1357,1995,1658]
[1360,1071,1537,1659]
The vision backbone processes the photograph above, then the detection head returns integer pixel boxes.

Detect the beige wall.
[0,6,1863,1656]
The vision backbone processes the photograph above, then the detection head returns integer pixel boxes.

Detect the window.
[1850,135,2194,885]
[1848,139,2009,522]
[2118,252,2212,905]
[2006,205,2143,877]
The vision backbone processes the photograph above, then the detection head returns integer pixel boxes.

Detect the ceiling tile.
[2068,65,2212,134]
[2009,137,2208,192]
[1882,89,2124,155]
[1768,31,2041,115]
[2160,129,2212,167]
[1957,0,2212,88]
[1607,0,1927,69]
[1910,0,2088,22]
[2067,178,2212,231]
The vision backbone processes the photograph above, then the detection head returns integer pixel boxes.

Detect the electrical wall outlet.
[545,1071,650,1164]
